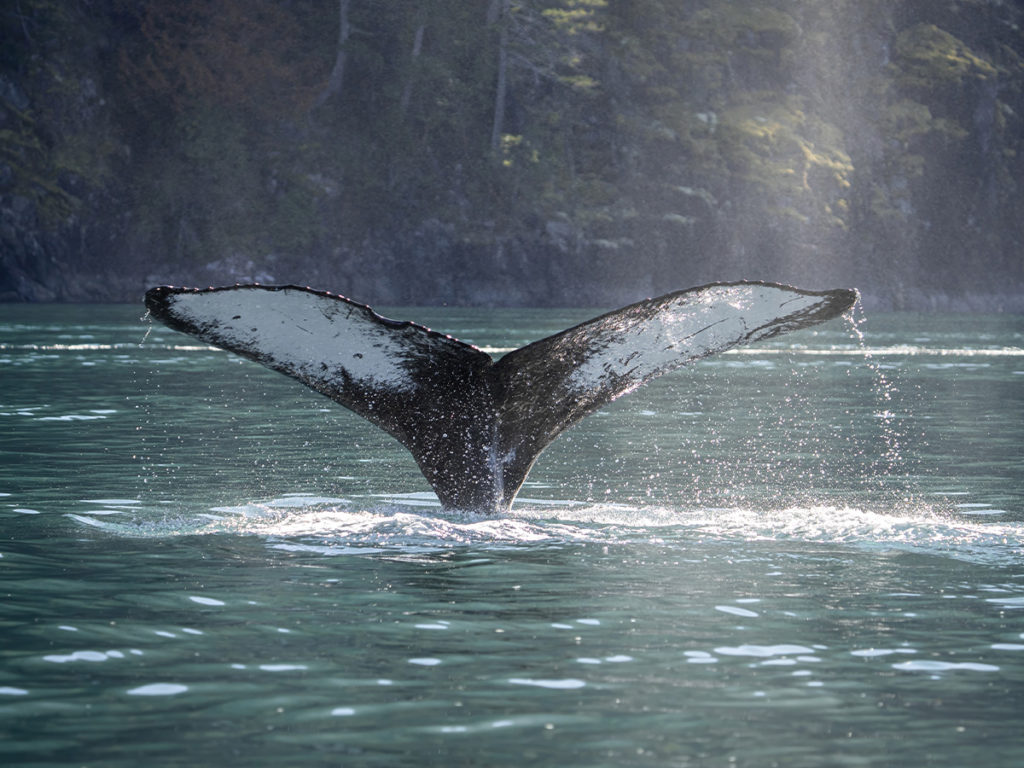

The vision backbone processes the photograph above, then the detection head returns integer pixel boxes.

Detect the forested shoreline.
[2,0,1023,309]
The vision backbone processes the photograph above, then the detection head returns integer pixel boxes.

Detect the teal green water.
[1,304,1023,767]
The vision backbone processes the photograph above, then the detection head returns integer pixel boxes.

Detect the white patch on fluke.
[568,284,827,393]
[168,288,416,391]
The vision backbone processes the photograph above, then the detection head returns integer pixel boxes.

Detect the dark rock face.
[1,196,56,302]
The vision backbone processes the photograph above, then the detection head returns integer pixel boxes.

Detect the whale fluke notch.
[145,281,858,514]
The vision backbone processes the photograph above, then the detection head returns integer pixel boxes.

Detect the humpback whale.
[145,281,857,514]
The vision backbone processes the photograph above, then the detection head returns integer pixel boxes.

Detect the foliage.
[894,24,998,90]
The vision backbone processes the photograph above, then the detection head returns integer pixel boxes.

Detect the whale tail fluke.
[145,281,858,514]
[489,282,858,504]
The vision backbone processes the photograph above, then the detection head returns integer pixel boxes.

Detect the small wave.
[515,503,1024,564]
[644,505,1023,565]
[66,495,1023,564]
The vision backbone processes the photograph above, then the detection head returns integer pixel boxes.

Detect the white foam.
[66,497,1023,566]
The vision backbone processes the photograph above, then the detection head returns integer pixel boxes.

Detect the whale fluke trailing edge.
[145,281,858,514]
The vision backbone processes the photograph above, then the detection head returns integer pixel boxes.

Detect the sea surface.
[1,303,1022,767]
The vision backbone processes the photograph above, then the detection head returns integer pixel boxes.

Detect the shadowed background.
[1,0,1022,309]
